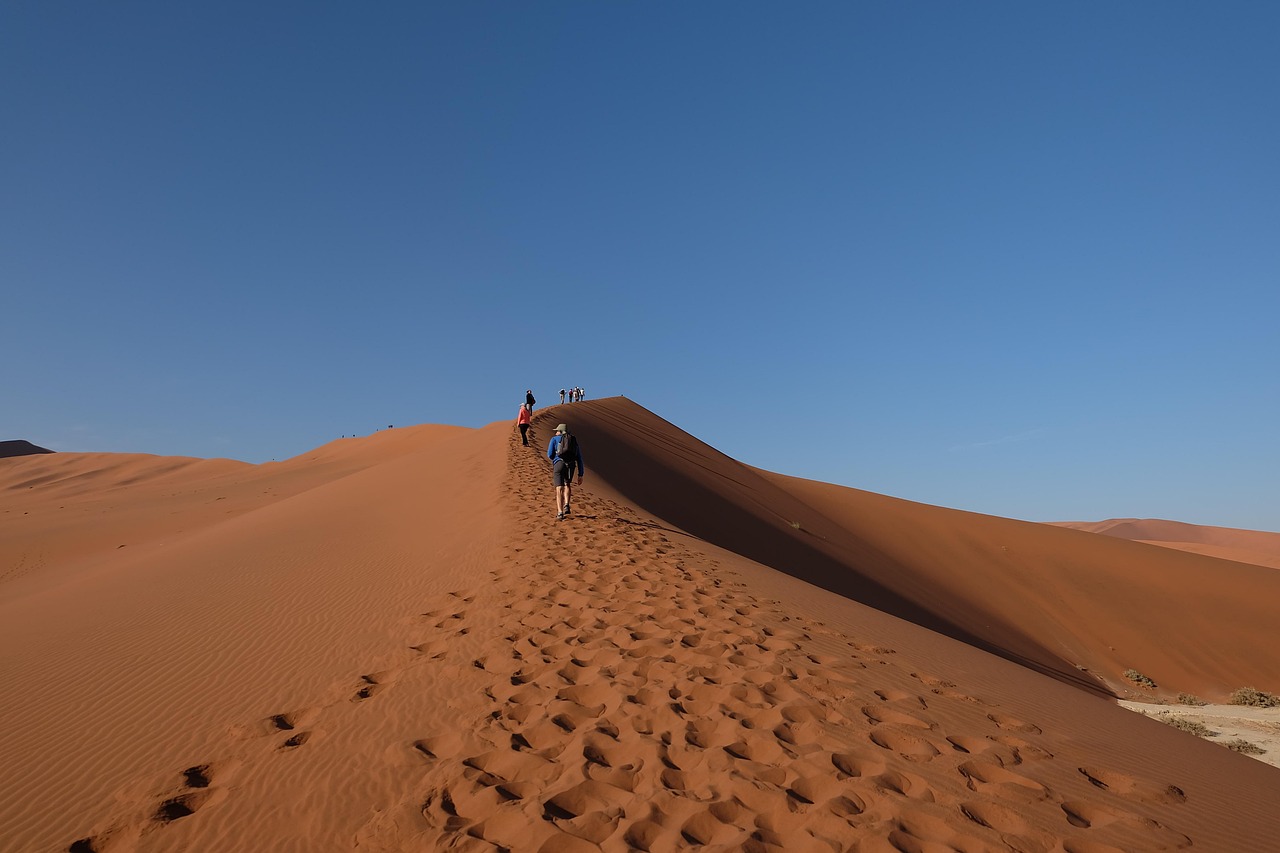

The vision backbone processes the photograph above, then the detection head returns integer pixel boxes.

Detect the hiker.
[547,423,584,521]
[525,389,536,412]
[516,402,532,446]
[559,389,566,404]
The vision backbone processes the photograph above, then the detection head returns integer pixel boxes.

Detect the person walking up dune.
[525,389,536,412]
[547,423,584,521]
[516,402,532,446]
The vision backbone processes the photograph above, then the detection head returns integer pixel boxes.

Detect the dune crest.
[0,439,53,458]
[562,399,1280,702]
[1054,518,1280,570]
[3,398,1278,852]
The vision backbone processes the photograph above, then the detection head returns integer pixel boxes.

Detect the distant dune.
[0,439,53,459]
[3,398,1278,852]
[1053,518,1280,570]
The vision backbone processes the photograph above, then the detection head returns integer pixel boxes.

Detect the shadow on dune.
[542,398,1112,698]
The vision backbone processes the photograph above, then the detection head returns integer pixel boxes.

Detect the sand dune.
[2,398,1278,852]
[1054,518,1280,570]
[564,400,1280,702]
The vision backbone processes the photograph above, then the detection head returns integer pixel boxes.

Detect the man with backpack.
[547,423,584,521]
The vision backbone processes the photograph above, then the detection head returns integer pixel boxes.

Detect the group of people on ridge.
[516,389,585,521]
[560,387,585,404]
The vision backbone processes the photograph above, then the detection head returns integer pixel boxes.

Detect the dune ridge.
[2,397,1278,852]
[0,439,53,458]
[561,399,1280,703]
[1053,518,1280,570]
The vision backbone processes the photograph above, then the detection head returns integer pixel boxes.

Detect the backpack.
[555,434,576,461]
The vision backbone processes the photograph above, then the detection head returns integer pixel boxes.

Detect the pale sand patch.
[1120,700,1280,769]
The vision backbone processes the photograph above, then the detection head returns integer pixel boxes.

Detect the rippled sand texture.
[2,397,1279,852]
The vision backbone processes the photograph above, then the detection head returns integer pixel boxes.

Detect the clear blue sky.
[3,3,1277,531]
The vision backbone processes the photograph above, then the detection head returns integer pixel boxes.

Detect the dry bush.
[1124,669,1157,689]
[1176,693,1208,706]
[1228,687,1280,708]
[1224,738,1266,755]
[1153,713,1211,738]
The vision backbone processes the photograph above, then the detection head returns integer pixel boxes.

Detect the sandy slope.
[3,397,1279,852]
[1053,519,1280,570]
[562,400,1280,704]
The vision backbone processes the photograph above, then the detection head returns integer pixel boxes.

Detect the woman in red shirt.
[516,403,532,446]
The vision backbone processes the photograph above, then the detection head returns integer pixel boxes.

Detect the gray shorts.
[552,459,575,486]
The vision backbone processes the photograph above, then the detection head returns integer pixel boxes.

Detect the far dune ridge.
[2,397,1279,853]
[1053,518,1280,570]
[0,439,53,458]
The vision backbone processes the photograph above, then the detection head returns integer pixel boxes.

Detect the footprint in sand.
[412,731,463,762]
[868,726,943,761]
[986,711,1043,734]
[946,735,996,756]
[69,762,236,852]
[410,637,450,659]
[873,768,937,801]
[959,799,1032,834]
[1078,766,1187,804]
[850,641,897,655]
[910,671,955,688]
[156,762,232,823]
[990,734,1054,763]
[957,759,1049,802]
[861,704,935,729]
[265,707,319,735]
[891,809,991,853]
[542,780,632,842]
[831,750,888,779]
[353,670,398,701]
[874,688,927,708]
[265,708,320,750]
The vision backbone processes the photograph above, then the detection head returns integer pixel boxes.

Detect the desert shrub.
[1154,714,1211,738]
[1123,669,1157,689]
[1228,687,1280,708]
[1223,738,1266,755]
[1176,693,1208,706]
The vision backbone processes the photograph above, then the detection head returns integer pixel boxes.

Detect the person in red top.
[516,403,532,446]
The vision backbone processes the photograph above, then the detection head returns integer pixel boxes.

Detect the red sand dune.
[1053,518,1280,570]
[2,397,1278,852]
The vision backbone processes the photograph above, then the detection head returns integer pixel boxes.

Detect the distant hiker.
[526,389,536,412]
[516,402,532,446]
[559,389,566,404]
[547,423,584,521]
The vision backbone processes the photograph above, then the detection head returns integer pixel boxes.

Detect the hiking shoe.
[563,503,571,516]
[556,511,565,521]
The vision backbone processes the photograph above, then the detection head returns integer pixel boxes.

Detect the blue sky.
[3,3,1277,531]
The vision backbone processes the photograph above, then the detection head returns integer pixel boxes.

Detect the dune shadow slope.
[548,397,1280,700]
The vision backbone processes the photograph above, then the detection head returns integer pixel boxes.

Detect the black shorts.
[552,459,575,486]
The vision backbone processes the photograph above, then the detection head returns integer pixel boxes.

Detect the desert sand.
[3,396,1279,852]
